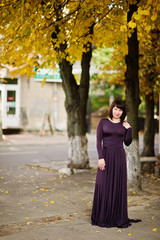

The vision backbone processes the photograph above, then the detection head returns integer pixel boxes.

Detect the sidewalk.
[1,131,159,148]
[0,165,159,240]
[1,131,98,146]
[0,132,159,240]
[1,131,69,146]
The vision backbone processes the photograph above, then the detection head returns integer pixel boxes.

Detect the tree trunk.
[141,93,155,156]
[52,15,93,169]
[0,123,3,141]
[141,28,158,157]
[125,2,141,190]
[0,91,2,141]
[59,43,92,169]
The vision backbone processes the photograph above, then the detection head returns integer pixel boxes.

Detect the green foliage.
[92,48,114,67]
[139,97,159,117]
[90,47,125,101]
[91,95,109,112]
[138,100,146,116]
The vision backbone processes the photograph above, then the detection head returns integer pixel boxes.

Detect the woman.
[91,99,139,228]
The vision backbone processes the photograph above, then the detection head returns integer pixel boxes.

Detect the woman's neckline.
[106,118,121,124]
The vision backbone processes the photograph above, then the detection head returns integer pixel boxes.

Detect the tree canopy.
[0,0,114,76]
[2,0,158,77]
[1,0,159,118]
[90,0,160,101]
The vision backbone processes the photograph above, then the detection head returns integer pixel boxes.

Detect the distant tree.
[140,27,160,156]
[132,2,160,157]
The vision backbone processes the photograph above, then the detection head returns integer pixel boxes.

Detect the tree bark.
[0,92,2,141]
[141,93,155,156]
[59,42,92,169]
[0,123,3,141]
[125,2,141,190]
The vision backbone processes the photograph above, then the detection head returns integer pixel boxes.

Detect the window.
[7,91,16,115]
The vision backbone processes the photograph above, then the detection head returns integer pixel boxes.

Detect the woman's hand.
[123,121,131,129]
[98,159,106,171]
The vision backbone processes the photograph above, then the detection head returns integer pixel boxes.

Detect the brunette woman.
[91,99,140,228]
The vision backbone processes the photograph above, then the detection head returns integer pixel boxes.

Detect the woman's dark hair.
[108,99,127,122]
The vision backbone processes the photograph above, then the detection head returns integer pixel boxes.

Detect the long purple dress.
[91,118,132,228]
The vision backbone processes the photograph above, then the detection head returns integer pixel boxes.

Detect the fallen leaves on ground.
[153,228,158,231]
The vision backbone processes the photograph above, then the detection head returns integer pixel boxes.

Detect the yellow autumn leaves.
[0,176,9,194]
[0,0,159,80]
[153,228,158,231]
[127,1,159,33]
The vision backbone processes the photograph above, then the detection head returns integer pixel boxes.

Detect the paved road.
[0,132,159,170]
[0,143,98,170]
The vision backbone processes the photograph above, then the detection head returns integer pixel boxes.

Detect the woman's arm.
[97,119,106,170]
[96,119,104,159]
[123,121,132,146]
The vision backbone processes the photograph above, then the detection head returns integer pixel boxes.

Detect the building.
[0,67,67,133]
[0,62,103,133]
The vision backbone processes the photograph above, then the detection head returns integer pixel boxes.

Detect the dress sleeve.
[124,127,132,146]
[96,119,104,159]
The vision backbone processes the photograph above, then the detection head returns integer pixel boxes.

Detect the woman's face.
[112,106,123,119]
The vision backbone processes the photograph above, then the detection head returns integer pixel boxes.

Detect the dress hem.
[91,218,141,229]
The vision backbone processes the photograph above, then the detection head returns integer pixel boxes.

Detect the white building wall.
[0,68,67,131]
[20,76,67,131]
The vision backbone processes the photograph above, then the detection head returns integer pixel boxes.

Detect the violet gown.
[91,118,133,228]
